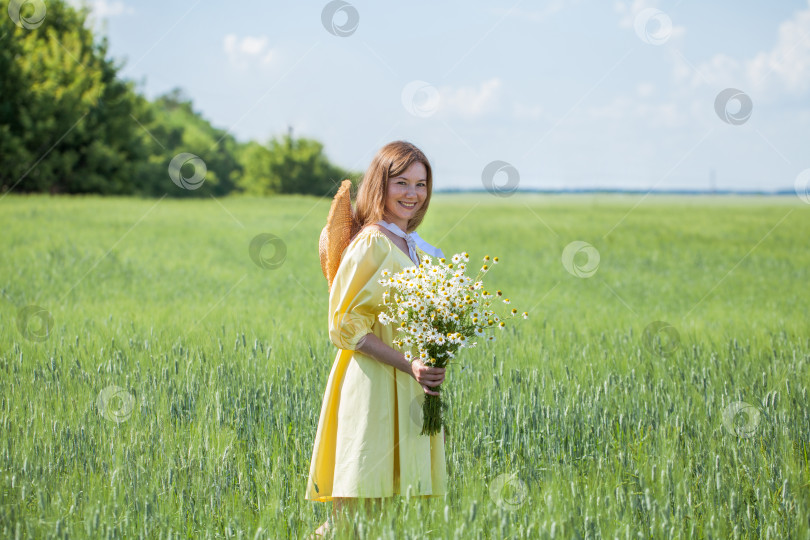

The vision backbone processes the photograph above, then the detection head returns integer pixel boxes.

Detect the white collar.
[376,220,444,264]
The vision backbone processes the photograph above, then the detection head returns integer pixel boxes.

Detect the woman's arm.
[356,333,445,396]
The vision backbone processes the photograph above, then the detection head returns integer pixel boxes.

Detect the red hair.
[354,141,433,233]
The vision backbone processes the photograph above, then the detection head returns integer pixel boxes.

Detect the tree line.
[0,0,356,198]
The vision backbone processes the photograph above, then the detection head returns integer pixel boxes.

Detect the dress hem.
[306,492,445,503]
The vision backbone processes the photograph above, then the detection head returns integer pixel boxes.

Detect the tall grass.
[1,193,807,538]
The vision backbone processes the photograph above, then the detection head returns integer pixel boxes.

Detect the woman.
[308,141,448,536]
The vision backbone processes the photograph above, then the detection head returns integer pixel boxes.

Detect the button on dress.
[306,228,447,501]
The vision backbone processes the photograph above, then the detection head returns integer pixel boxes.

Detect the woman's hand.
[409,359,445,396]
[355,333,446,395]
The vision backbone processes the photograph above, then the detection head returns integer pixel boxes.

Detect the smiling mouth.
[399,202,417,209]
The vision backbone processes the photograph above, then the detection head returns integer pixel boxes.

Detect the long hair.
[354,141,433,233]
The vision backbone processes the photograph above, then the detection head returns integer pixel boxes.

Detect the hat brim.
[319,180,359,289]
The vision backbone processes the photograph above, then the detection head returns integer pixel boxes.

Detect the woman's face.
[383,161,428,230]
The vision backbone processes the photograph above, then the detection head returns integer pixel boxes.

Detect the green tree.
[237,141,277,194]
[130,88,242,198]
[0,0,147,194]
[236,134,356,196]
[0,0,349,198]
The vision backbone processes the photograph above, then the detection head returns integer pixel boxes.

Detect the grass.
[0,193,808,538]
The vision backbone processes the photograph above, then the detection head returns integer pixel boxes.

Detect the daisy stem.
[420,386,445,437]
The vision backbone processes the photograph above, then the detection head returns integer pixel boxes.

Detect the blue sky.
[72,0,810,192]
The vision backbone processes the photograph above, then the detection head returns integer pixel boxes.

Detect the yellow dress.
[306,227,447,502]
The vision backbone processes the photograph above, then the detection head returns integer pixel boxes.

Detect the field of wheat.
[1,193,808,539]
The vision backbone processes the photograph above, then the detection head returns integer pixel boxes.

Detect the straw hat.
[319,179,360,289]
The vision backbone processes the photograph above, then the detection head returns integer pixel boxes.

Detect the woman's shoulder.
[344,225,393,258]
[358,223,387,236]
[353,224,394,244]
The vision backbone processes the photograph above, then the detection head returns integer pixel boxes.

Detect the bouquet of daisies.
[377,253,527,436]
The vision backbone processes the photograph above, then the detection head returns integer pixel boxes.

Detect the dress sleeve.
[328,232,392,351]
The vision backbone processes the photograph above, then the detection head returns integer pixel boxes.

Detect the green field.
[1,193,808,539]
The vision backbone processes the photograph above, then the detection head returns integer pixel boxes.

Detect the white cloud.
[747,2,810,95]
[492,0,570,23]
[674,52,741,90]
[676,1,810,99]
[637,82,655,97]
[438,78,502,119]
[92,0,133,17]
[512,102,544,120]
[615,0,655,29]
[68,0,134,18]
[615,0,685,41]
[237,36,268,56]
[223,34,277,68]
[587,95,685,128]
